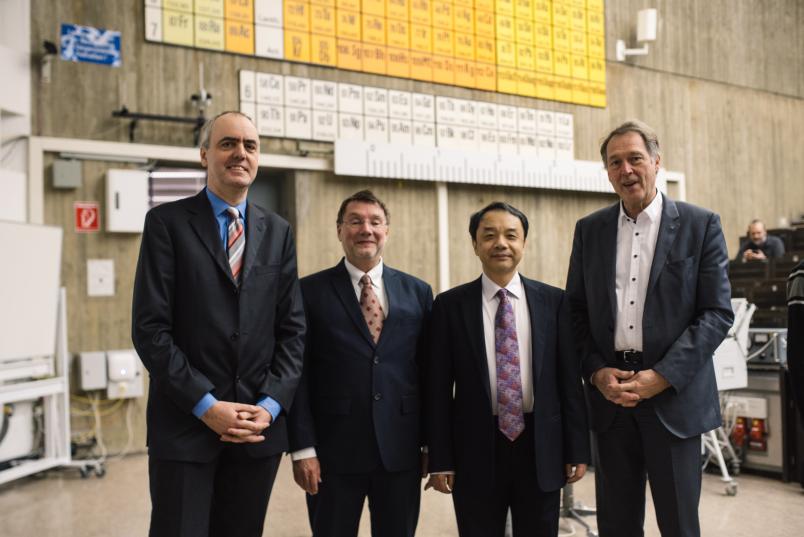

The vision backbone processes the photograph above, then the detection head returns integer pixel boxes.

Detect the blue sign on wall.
[60,23,121,67]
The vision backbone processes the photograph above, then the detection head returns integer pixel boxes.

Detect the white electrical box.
[106,169,149,232]
[106,349,144,399]
[79,351,107,390]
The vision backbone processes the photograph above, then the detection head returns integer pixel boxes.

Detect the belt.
[614,350,643,366]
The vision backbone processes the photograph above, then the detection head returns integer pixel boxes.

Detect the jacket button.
[374,393,382,401]
[235,376,240,383]
[230,331,239,341]
[373,355,380,364]
[233,288,239,295]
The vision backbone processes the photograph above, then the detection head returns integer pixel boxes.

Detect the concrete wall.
[23,0,804,452]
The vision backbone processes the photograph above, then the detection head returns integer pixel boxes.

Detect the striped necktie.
[226,207,245,284]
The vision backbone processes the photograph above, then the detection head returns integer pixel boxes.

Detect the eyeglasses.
[341,219,388,230]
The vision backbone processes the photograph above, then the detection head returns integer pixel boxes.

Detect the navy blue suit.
[566,194,733,537]
[427,276,590,537]
[287,259,432,537]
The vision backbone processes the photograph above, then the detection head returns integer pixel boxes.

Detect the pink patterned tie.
[226,207,245,284]
[495,289,525,441]
[360,274,384,343]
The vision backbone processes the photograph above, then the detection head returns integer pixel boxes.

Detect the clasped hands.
[201,400,272,443]
[592,367,670,407]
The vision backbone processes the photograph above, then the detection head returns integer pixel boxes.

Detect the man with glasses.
[287,190,433,537]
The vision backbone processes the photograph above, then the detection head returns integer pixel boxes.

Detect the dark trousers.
[595,401,702,537]
[306,465,421,537]
[452,417,560,537]
[148,445,281,537]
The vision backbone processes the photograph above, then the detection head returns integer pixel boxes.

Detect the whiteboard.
[0,221,62,361]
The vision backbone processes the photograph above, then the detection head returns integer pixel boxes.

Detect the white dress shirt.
[291,258,387,462]
[343,258,388,318]
[481,272,534,414]
[614,192,663,352]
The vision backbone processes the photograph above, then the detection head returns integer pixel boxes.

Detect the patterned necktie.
[226,207,245,284]
[359,274,384,343]
[495,289,525,441]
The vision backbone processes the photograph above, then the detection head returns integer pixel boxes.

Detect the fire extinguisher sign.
[74,202,100,233]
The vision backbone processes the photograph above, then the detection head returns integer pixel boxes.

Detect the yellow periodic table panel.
[144,0,606,107]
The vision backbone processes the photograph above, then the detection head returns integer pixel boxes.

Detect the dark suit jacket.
[566,194,734,438]
[132,189,305,462]
[426,276,590,493]
[287,260,433,474]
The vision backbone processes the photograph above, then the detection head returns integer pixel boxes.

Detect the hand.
[565,463,587,484]
[591,367,640,407]
[201,401,266,438]
[293,457,322,495]
[743,250,766,261]
[424,473,454,494]
[420,452,429,479]
[218,404,272,443]
[616,369,670,401]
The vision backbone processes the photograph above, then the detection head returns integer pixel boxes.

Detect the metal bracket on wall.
[112,106,207,145]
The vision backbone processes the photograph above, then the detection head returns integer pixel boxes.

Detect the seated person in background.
[736,219,785,261]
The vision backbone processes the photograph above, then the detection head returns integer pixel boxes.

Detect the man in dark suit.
[426,202,590,537]
[132,111,305,537]
[566,120,734,537]
[286,190,433,537]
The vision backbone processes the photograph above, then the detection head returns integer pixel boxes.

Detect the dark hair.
[468,202,529,240]
[336,190,390,224]
[599,119,660,164]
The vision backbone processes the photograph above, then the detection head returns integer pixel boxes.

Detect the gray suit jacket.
[566,194,734,438]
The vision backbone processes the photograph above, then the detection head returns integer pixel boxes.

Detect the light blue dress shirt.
[191,188,281,421]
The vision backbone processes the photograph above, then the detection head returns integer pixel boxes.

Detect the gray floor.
[1,454,803,536]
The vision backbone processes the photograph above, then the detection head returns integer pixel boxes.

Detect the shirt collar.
[344,257,384,286]
[206,187,248,221]
[481,272,523,302]
[619,189,663,226]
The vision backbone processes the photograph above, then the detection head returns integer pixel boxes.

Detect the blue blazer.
[426,276,590,493]
[566,194,734,438]
[287,260,433,474]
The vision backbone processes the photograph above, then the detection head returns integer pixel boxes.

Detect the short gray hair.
[199,111,255,149]
[599,120,661,164]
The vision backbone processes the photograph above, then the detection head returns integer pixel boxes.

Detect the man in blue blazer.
[287,190,433,537]
[566,120,734,537]
[426,202,590,537]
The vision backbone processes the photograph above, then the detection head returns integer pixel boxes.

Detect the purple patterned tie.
[495,289,525,441]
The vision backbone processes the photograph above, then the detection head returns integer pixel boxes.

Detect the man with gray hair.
[133,111,305,537]
[566,120,733,536]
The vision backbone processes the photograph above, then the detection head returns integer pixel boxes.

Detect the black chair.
[793,228,804,251]
[728,260,768,280]
[770,253,802,279]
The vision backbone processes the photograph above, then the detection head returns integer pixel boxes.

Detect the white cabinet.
[106,169,149,232]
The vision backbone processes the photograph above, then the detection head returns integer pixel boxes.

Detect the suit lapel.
[241,201,267,284]
[647,194,681,296]
[523,278,546,390]
[377,266,399,347]
[330,259,376,347]
[461,278,492,406]
[188,190,236,286]
[599,203,620,322]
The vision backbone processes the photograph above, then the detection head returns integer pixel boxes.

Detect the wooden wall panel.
[43,155,148,453]
[292,171,439,284]
[446,185,614,289]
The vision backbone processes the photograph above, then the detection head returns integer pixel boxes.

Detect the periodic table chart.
[144,1,606,108]
[239,70,576,158]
